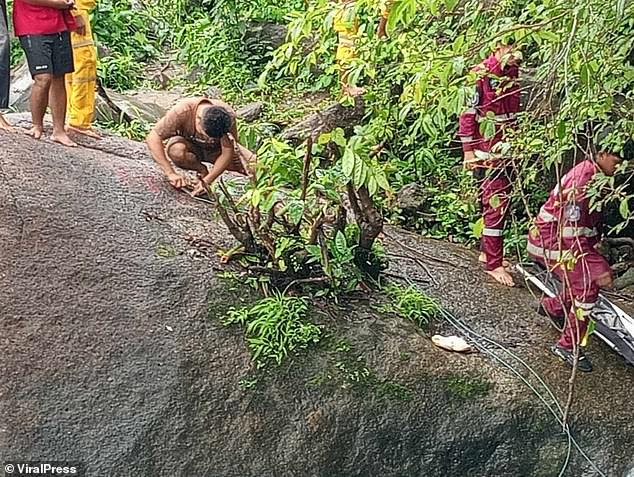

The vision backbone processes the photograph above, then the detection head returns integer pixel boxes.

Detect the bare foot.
[0,115,15,132]
[28,125,44,139]
[486,266,515,287]
[50,131,78,147]
[479,252,511,268]
[343,85,366,96]
[66,125,102,139]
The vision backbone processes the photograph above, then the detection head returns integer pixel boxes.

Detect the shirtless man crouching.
[146,98,254,196]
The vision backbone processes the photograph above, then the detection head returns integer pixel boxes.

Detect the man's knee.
[33,73,53,89]
[596,271,614,289]
[166,141,189,164]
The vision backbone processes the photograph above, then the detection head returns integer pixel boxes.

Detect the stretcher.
[516,262,634,366]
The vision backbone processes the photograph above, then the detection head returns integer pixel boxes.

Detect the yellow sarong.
[66,0,97,129]
[334,2,358,62]
[379,0,392,18]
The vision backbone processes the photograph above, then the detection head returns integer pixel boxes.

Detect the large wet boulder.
[1,126,633,476]
[281,97,365,146]
[9,64,165,123]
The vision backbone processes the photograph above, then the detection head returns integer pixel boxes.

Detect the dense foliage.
[264,0,634,251]
[90,0,633,289]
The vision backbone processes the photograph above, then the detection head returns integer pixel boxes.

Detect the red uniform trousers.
[529,246,611,350]
[477,165,512,271]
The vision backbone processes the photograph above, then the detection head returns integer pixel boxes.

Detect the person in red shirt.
[528,128,633,372]
[458,41,521,287]
[13,0,78,146]
[0,0,12,131]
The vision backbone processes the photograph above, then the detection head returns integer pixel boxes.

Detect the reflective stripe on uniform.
[526,242,563,261]
[574,299,594,318]
[537,208,558,222]
[574,299,595,311]
[338,36,354,46]
[66,76,97,84]
[474,150,504,161]
[536,210,598,238]
[494,113,515,121]
[483,228,503,237]
[562,226,598,238]
[460,136,473,143]
[72,39,95,48]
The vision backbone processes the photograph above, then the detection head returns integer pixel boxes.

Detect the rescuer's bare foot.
[343,85,366,96]
[486,266,515,287]
[50,131,78,147]
[0,115,14,132]
[479,252,511,268]
[28,125,44,139]
[67,125,102,139]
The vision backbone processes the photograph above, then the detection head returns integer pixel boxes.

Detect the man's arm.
[23,0,73,9]
[146,129,187,188]
[190,146,233,196]
[459,84,481,169]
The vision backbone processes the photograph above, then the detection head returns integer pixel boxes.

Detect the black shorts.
[20,31,74,77]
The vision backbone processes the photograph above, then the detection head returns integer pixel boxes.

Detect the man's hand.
[463,150,480,170]
[51,0,74,9]
[167,172,188,189]
[190,177,210,197]
[74,14,86,35]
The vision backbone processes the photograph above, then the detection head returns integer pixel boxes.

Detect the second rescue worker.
[528,130,633,372]
[459,40,521,287]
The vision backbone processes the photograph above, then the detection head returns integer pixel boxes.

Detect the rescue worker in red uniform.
[528,130,632,372]
[459,41,521,287]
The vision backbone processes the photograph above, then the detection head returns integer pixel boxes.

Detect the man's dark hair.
[594,125,634,160]
[622,138,634,161]
[202,106,232,138]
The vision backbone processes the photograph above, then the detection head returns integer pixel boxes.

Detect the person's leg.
[20,35,55,139]
[30,73,53,139]
[228,143,255,175]
[481,169,514,286]
[0,113,12,131]
[0,0,10,113]
[541,294,568,319]
[535,256,569,320]
[336,40,364,97]
[66,11,98,137]
[557,253,612,351]
[166,138,209,177]
[49,31,76,146]
[49,74,76,146]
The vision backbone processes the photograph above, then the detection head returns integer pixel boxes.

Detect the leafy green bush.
[9,38,23,68]
[209,129,387,295]
[97,54,143,91]
[92,0,184,90]
[264,0,634,246]
[223,293,321,366]
[384,284,439,329]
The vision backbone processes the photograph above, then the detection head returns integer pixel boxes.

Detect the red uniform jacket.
[458,54,520,154]
[528,160,603,257]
